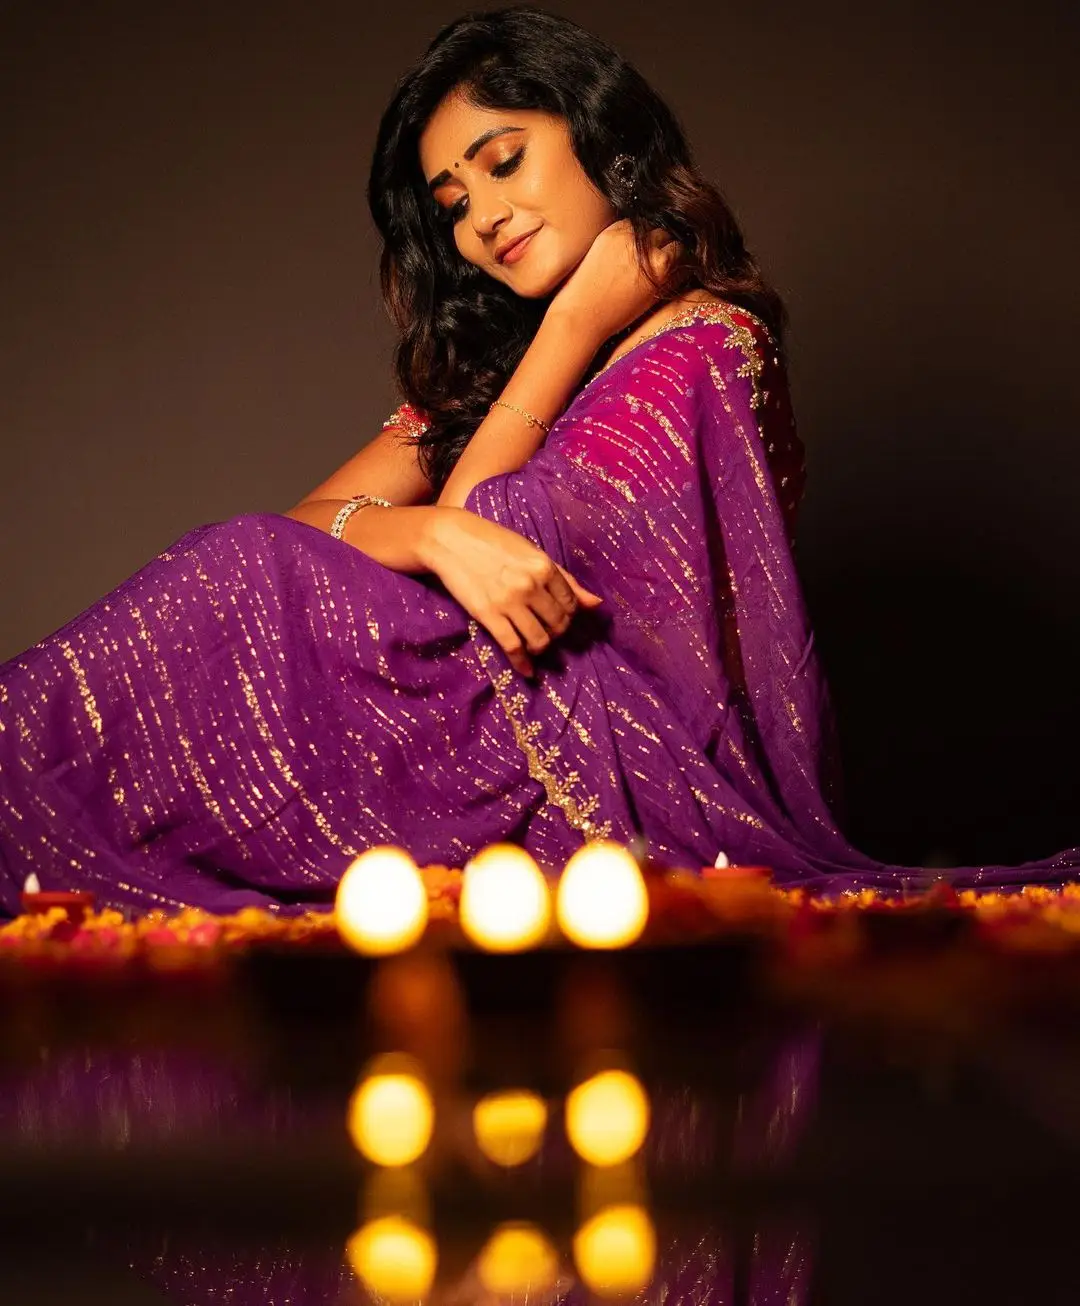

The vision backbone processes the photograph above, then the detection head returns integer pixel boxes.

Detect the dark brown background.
[2,0,1077,866]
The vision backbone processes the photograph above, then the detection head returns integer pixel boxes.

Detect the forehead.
[418,94,552,174]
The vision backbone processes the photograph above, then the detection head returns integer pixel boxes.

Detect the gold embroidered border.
[468,622,611,840]
[592,299,770,411]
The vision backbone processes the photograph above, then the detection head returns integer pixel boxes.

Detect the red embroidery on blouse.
[381,401,430,441]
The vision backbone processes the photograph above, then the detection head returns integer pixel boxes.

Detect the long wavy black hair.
[368,6,786,492]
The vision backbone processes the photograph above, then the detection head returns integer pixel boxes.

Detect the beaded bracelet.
[490,399,551,434]
[330,494,393,541]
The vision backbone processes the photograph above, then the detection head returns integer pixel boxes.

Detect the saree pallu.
[1,303,1076,915]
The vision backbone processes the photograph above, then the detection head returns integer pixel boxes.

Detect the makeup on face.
[419,100,616,298]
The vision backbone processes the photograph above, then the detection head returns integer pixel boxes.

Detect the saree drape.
[1,302,1076,915]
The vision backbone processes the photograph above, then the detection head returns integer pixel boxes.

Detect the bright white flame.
[566,1069,650,1167]
[335,846,428,955]
[22,873,41,894]
[573,1204,656,1297]
[347,1066,434,1167]
[556,841,649,949]
[459,844,552,952]
[713,849,730,868]
[347,1216,437,1301]
[473,1089,549,1167]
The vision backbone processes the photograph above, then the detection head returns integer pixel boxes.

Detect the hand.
[421,507,603,678]
[545,219,682,349]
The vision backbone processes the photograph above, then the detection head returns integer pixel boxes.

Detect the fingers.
[484,560,604,678]
[546,567,578,616]
[511,607,552,657]
[487,614,534,679]
[530,587,573,639]
[645,226,681,279]
[557,566,604,608]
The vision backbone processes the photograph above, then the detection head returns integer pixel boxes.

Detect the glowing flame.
[472,1089,549,1167]
[573,1204,656,1297]
[555,841,648,949]
[347,1216,437,1301]
[335,846,428,955]
[566,1069,650,1167]
[347,1058,434,1167]
[477,1223,560,1295]
[459,843,552,952]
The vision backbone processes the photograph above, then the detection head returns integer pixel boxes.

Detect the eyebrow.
[426,126,525,193]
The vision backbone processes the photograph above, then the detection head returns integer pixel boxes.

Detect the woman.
[0,8,1075,917]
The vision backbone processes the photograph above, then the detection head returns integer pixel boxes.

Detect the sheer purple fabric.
[1,302,1076,916]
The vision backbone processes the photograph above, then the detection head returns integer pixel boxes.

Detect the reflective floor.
[1,941,1078,1303]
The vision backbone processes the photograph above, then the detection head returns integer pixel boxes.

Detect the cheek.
[453,226,483,264]
[542,162,612,232]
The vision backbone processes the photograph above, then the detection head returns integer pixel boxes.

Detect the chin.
[499,260,576,301]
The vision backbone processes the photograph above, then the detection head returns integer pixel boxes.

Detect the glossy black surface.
[1,943,1078,1303]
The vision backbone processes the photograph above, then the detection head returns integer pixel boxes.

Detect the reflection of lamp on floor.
[477,1223,561,1296]
[473,1089,549,1167]
[575,1158,656,1297]
[347,1215,437,1302]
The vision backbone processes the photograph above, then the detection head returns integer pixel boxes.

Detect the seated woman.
[0,7,1075,917]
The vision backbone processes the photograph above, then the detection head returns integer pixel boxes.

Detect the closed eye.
[491,148,525,180]
[437,148,526,226]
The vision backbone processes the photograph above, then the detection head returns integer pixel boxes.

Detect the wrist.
[415,504,458,571]
[539,301,611,356]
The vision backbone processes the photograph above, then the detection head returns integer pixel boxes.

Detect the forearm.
[437,307,601,509]
[284,500,442,573]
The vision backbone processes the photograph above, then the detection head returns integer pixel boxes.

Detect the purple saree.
[1,302,1076,915]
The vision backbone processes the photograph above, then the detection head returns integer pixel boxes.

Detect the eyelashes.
[437,148,526,226]
[489,147,526,183]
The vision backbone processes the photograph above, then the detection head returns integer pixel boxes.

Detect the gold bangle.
[490,399,551,434]
[329,494,392,541]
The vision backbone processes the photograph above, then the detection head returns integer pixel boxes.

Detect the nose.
[469,185,512,243]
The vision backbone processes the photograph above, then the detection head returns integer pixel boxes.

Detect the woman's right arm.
[284,415,444,573]
[284,414,599,676]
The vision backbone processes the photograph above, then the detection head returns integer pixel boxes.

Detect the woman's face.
[418,92,617,298]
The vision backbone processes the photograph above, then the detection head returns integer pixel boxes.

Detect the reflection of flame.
[347,1056,434,1167]
[473,1089,549,1167]
[347,1216,437,1300]
[478,1223,560,1294]
[573,1203,657,1296]
[361,1166,430,1227]
[460,844,552,951]
[335,846,428,955]
[556,841,649,948]
[566,1069,650,1166]
[368,954,467,1087]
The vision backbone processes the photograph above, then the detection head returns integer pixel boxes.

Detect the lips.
[495,228,539,263]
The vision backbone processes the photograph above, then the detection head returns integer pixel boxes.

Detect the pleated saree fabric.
[1,302,1075,915]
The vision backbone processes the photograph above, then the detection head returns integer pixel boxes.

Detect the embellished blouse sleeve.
[380,401,431,442]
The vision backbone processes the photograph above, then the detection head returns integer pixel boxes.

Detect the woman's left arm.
[437,221,679,509]
[437,307,601,508]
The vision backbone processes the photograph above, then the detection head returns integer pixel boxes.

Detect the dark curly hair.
[367,6,786,492]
